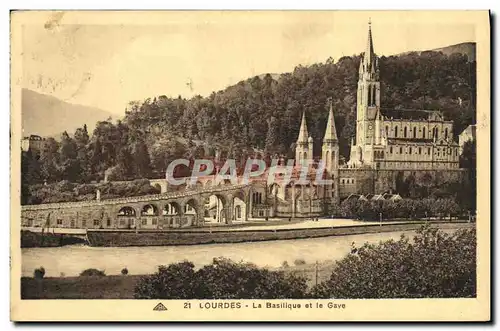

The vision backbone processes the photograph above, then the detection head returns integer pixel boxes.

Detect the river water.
[22,229,435,277]
[23,225,471,278]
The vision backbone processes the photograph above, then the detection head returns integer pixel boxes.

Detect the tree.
[134,257,308,299]
[132,138,152,178]
[311,225,476,298]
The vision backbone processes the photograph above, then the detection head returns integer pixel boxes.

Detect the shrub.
[121,268,129,275]
[33,267,45,279]
[134,257,308,299]
[310,225,476,298]
[293,258,306,266]
[79,268,106,277]
[281,261,289,268]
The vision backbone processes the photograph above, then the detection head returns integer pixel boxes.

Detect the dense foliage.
[133,226,476,299]
[335,198,464,221]
[134,257,308,299]
[22,179,160,205]
[80,268,107,277]
[21,51,476,204]
[311,225,476,298]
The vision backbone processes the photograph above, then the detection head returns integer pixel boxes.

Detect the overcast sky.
[19,11,476,115]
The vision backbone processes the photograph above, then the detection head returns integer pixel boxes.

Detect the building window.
[152,218,158,225]
[455,149,458,156]
[419,147,422,154]
[399,147,402,154]
[70,220,75,228]
[428,147,431,154]
[106,219,111,227]
[394,126,398,138]
[445,128,448,140]
[423,130,426,139]
[93,220,100,227]
[341,179,345,184]
[120,219,125,225]
[413,127,417,138]
[385,126,389,137]
[258,210,264,217]
[82,220,86,227]
[409,147,412,154]
[142,219,147,225]
[404,127,407,138]
[57,219,63,226]
[390,146,393,154]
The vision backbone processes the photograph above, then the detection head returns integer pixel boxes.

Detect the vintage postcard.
[10,10,490,322]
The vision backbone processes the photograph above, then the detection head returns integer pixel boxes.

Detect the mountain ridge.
[21,88,114,138]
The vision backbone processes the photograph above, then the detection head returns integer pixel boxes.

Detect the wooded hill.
[22,48,476,193]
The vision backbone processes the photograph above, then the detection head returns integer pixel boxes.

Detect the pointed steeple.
[363,19,375,70]
[323,100,338,142]
[297,111,309,143]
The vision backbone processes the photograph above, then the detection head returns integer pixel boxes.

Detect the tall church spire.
[323,99,338,142]
[297,111,309,143]
[364,19,375,69]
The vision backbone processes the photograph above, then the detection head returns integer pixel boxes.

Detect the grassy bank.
[87,221,472,247]
[21,230,87,248]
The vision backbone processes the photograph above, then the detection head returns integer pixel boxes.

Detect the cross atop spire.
[297,111,309,143]
[323,98,338,142]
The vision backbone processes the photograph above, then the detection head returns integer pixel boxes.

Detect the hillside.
[21,89,114,138]
[399,42,476,62]
[431,42,476,62]
[21,46,476,191]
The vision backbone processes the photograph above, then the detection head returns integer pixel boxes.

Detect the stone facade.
[347,22,460,171]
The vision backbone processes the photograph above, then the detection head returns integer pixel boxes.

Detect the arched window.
[444,128,448,140]
[385,126,389,137]
[423,129,426,139]
[419,147,422,154]
[304,152,307,160]
[404,127,408,138]
[394,126,398,138]
[409,147,412,154]
[428,147,431,154]
[390,146,393,154]
[399,147,402,154]
[413,127,417,138]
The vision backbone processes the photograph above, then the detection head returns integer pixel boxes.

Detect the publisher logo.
[153,302,168,311]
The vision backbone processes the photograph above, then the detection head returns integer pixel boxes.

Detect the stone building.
[347,21,460,171]
[21,134,46,154]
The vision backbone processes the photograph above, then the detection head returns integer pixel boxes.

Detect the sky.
[19,11,477,115]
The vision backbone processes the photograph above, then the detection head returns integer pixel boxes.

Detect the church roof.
[297,111,309,143]
[323,101,338,142]
[380,108,443,121]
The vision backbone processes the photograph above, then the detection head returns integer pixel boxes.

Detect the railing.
[21,183,250,211]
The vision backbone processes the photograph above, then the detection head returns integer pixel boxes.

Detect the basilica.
[277,21,463,216]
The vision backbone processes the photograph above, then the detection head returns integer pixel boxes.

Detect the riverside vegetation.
[21,225,476,299]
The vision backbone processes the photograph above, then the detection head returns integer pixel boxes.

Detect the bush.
[311,225,476,298]
[134,257,308,299]
[281,261,289,268]
[79,268,106,277]
[293,258,306,266]
[121,268,129,275]
[33,267,45,279]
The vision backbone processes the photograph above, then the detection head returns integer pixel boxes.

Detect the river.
[21,228,459,277]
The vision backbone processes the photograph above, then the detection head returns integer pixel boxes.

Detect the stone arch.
[231,190,247,221]
[182,198,202,227]
[117,206,136,217]
[141,203,159,216]
[204,193,228,224]
[163,201,181,215]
